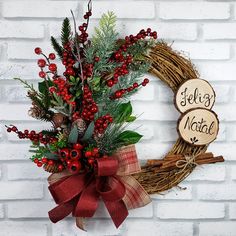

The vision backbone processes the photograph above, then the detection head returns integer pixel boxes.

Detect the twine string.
[176,154,198,172]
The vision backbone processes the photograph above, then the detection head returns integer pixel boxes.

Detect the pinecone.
[52,113,67,128]
[28,105,46,119]
[43,163,61,173]
[73,118,87,137]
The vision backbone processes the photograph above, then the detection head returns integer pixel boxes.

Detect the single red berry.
[142,82,147,86]
[7,128,11,132]
[58,165,64,171]
[49,87,56,93]
[34,159,39,163]
[94,56,100,62]
[42,158,48,164]
[133,82,139,88]
[34,47,42,55]
[115,91,122,98]
[92,147,99,155]
[49,53,56,60]
[85,151,92,158]
[107,80,114,87]
[88,158,94,165]
[66,67,75,76]
[39,71,46,78]
[48,63,57,72]
[12,126,17,132]
[38,59,46,68]
[48,160,54,166]
[73,143,83,150]
[144,78,149,84]
[37,162,43,167]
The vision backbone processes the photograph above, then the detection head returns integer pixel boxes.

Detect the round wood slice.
[177,108,219,146]
[175,79,216,113]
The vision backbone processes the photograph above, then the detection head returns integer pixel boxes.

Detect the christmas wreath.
[6,0,224,230]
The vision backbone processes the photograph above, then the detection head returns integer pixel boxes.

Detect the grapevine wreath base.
[6,1,224,230]
[134,42,224,194]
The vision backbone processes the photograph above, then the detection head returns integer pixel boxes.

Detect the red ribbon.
[48,157,128,228]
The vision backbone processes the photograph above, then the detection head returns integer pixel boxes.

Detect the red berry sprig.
[106,55,132,87]
[112,78,150,99]
[81,85,98,121]
[6,125,57,145]
[50,77,75,106]
[94,114,113,134]
[62,43,76,77]
[106,28,157,87]
[78,6,92,44]
[34,47,57,78]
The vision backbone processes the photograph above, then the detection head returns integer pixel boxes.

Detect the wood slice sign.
[175,79,215,113]
[177,108,219,146]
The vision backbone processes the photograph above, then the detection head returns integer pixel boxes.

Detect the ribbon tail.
[49,200,75,223]
[104,199,128,228]
[120,176,151,210]
[74,180,100,218]
[76,217,86,231]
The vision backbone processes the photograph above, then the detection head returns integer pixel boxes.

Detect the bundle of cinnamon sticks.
[146,152,224,171]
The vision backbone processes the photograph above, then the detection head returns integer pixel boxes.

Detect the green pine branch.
[85,11,118,77]
[61,17,71,46]
[51,36,63,58]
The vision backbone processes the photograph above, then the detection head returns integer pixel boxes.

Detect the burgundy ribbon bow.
[48,145,151,229]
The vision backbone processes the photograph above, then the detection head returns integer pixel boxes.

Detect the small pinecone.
[28,105,45,119]
[52,113,67,128]
[43,163,61,173]
[27,90,37,97]
[94,132,104,145]
[73,118,87,137]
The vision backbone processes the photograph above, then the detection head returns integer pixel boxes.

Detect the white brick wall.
[0,0,235,236]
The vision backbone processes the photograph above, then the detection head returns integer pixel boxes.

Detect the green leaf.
[75,90,82,97]
[81,122,94,141]
[116,130,142,145]
[115,102,132,123]
[38,80,53,95]
[126,116,136,122]
[44,152,59,160]
[68,126,79,144]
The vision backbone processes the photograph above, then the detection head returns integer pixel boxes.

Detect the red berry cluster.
[62,43,76,77]
[83,63,94,79]
[106,55,132,87]
[106,28,157,87]
[59,144,99,173]
[72,111,80,122]
[34,158,64,171]
[6,126,57,145]
[78,10,92,44]
[125,28,157,44]
[112,78,150,99]
[95,114,113,134]
[34,47,57,78]
[50,77,75,106]
[81,85,98,121]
